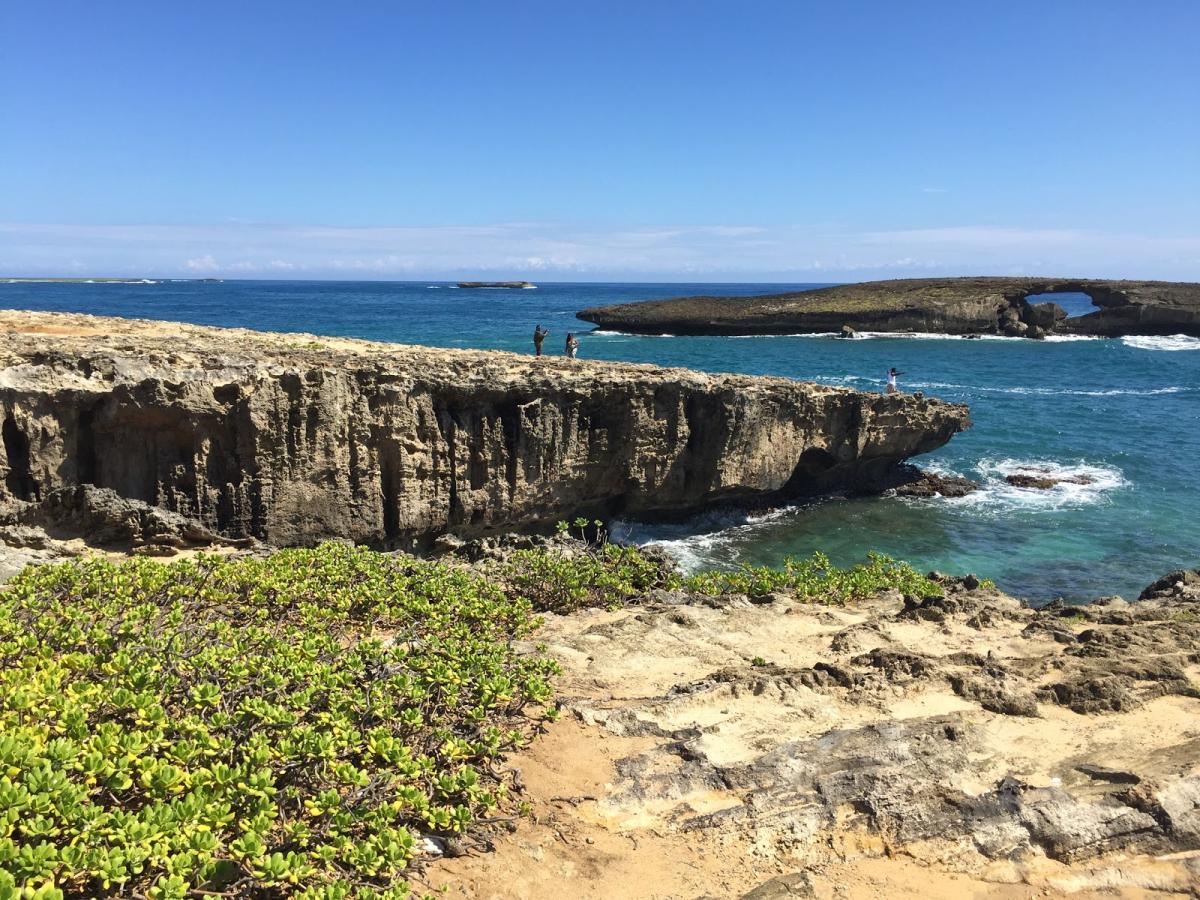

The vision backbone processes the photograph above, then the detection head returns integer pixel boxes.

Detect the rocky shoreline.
[0,310,968,552]
[577,276,1200,339]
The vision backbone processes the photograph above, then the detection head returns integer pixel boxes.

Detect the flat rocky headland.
[0,310,967,552]
[431,550,1200,898]
[577,276,1200,338]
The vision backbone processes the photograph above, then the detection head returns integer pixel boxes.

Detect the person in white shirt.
[886,367,904,394]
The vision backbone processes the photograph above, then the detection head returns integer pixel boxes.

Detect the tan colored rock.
[0,311,970,548]
[481,572,1200,895]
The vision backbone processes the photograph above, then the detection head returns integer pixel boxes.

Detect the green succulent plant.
[0,545,557,898]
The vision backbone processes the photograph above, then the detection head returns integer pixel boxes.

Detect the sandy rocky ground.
[421,566,1200,899]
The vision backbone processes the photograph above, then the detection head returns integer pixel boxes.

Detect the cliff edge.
[0,311,969,548]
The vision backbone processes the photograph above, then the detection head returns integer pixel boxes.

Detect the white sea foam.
[938,458,1128,513]
[858,331,1015,341]
[587,330,1109,343]
[1122,334,1200,352]
[612,506,797,572]
[905,381,1186,397]
[590,330,675,338]
[730,331,1011,341]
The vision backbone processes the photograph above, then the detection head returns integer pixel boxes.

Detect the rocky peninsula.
[578,276,1200,339]
[0,311,968,553]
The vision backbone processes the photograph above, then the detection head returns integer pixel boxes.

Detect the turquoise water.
[5,280,1199,602]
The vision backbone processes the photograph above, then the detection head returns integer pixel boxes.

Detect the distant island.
[578,276,1200,339]
[456,280,537,289]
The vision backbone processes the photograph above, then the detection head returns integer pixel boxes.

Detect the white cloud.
[184,254,219,271]
[1,221,1197,281]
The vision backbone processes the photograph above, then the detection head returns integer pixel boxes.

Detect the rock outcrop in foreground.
[578,276,1200,338]
[433,564,1200,898]
[0,311,968,548]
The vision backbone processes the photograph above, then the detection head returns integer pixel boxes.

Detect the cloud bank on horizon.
[2,221,1198,282]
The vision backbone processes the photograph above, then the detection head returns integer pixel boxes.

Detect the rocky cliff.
[578,276,1200,338]
[0,311,969,548]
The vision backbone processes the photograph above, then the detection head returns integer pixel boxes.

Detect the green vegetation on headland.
[0,536,949,898]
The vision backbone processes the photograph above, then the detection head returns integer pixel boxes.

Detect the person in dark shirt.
[533,324,549,356]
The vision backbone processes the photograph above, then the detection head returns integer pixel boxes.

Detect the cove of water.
[5,279,1198,603]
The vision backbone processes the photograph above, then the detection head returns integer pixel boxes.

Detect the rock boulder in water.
[1006,472,1096,489]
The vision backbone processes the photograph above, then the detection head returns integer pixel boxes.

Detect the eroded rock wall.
[0,312,969,548]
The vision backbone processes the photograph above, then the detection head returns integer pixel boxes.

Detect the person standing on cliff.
[533,324,549,356]
[565,333,579,359]
[886,367,904,394]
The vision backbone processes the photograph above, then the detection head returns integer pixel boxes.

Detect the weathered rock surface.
[1005,472,1096,490]
[514,568,1200,894]
[578,276,1200,338]
[873,462,980,498]
[0,311,969,549]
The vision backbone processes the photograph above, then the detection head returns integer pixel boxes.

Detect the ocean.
[5,279,1198,603]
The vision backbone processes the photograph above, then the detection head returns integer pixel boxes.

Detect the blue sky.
[2,1,1198,280]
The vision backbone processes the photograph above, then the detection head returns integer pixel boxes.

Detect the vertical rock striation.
[0,312,970,547]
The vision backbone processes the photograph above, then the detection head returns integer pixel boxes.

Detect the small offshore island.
[456,281,537,289]
[579,276,1200,339]
[0,310,1197,899]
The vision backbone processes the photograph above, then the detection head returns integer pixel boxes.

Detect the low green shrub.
[501,543,669,613]
[682,551,942,604]
[0,545,557,899]
[501,524,941,613]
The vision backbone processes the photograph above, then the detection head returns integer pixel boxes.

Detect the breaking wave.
[590,330,676,338]
[611,506,798,572]
[936,458,1128,513]
[906,381,1187,397]
[1122,335,1200,352]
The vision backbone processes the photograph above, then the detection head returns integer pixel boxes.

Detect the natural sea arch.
[1025,290,1102,319]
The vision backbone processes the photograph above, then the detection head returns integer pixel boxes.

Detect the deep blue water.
[5,279,1199,603]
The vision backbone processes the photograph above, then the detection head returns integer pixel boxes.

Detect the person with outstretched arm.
[886,367,904,394]
[532,324,549,356]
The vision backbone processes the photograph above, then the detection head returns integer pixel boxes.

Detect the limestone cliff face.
[0,312,969,548]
